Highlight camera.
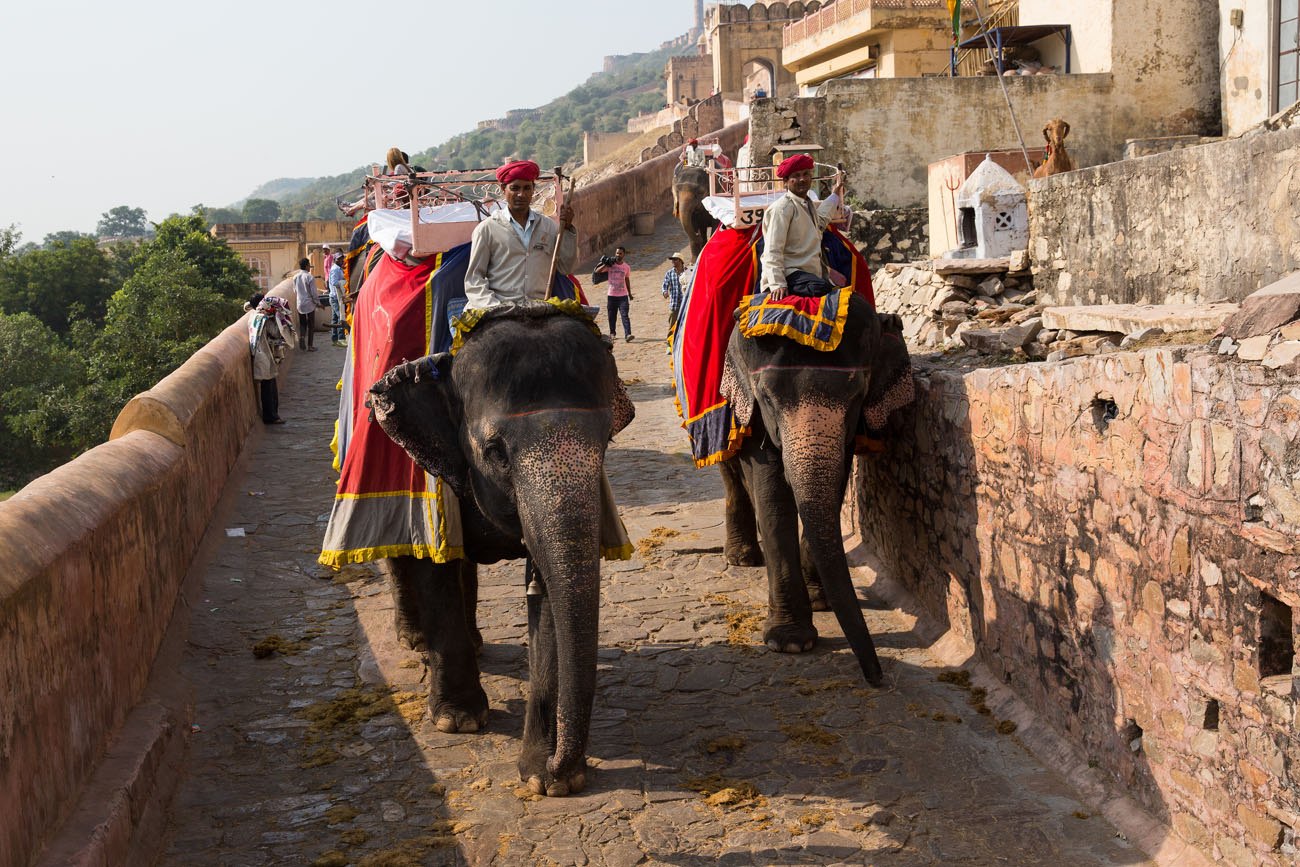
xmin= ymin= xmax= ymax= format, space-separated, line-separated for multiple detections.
xmin=599 ymin=255 xmax=616 ymax=267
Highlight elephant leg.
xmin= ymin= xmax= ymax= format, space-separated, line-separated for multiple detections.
xmin=519 ymin=583 xmax=586 ymax=796
xmin=740 ymin=443 xmax=816 ymax=653
xmin=800 ymin=533 xmax=829 ymax=611
xmin=720 ymin=459 xmax=763 ymax=566
xmin=387 ymin=556 xmax=488 ymax=733
xmin=460 ymin=561 xmax=483 ymax=655
xmin=385 ymin=555 xmax=425 ymax=651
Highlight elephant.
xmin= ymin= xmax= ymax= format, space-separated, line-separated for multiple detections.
xmin=672 ymin=164 xmax=717 ymax=262
xmin=717 ymin=293 xmax=913 ymax=687
xmin=367 ymin=303 xmax=634 ymax=797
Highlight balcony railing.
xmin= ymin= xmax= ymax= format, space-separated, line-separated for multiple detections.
xmin=784 ymin=0 xmax=945 ymax=46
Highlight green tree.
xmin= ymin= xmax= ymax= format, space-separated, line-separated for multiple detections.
xmin=0 ymin=236 xmax=126 ymax=332
xmin=42 ymin=230 xmax=95 ymax=248
xmin=242 ymin=198 xmax=281 ymax=222
xmin=0 ymin=312 xmax=83 ymax=487
xmin=96 ymin=205 xmax=150 ymax=239
xmin=136 ymin=213 xmax=258 ymax=302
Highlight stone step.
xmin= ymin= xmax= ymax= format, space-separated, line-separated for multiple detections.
xmin=1040 ymin=303 xmax=1238 ymax=335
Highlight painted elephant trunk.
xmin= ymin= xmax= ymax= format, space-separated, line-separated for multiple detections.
xmin=514 ymin=446 xmax=604 ymax=787
xmin=783 ymin=432 xmax=884 ymax=687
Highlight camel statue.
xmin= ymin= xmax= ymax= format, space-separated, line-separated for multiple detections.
xmin=1033 ymin=118 xmax=1075 ymax=178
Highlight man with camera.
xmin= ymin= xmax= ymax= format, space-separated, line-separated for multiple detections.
xmin=594 ymin=246 xmax=634 ymax=342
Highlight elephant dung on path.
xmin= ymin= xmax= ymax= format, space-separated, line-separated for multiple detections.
xmin=672 ymin=164 xmax=716 ymax=262
xmin=718 ymin=294 xmax=914 ymax=687
xmin=368 ymin=303 xmax=634 ymax=797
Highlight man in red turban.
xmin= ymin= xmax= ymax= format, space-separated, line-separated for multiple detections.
xmin=465 ymin=161 xmax=577 ymax=309
xmin=761 ymin=153 xmax=844 ymax=301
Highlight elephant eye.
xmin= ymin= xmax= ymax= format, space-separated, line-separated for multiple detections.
xmin=481 ymin=438 xmax=509 ymax=469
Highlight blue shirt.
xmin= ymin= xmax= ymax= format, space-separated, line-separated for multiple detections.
xmin=662 ymin=267 xmax=684 ymax=314
xmin=327 ymin=263 xmax=345 ymax=297
xmin=509 ymin=210 xmax=540 ymax=250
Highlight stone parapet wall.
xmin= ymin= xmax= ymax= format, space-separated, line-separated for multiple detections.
xmin=1029 ymin=126 xmax=1300 ymax=307
xmin=0 ymin=315 xmax=261 ymax=867
xmin=855 ymin=349 xmax=1300 ymax=864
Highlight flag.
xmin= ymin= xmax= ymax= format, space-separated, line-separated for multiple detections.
xmin=947 ymin=0 xmax=961 ymax=41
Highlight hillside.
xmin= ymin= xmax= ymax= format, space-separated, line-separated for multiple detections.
xmin=266 ymin=42 xmax=683 ymax=222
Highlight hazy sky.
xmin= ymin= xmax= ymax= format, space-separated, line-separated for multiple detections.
xmin=1 ymin=0 xmax=694 ymax=243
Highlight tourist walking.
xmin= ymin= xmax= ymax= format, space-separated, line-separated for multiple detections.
xmin=327 ymin=255 xmax=347 ymax=347
xmin=596 ymin=246 xmax=634 ymax=341
xmin=661 ymin=254 xmax=685 ymax=352
xmin=292 ymin=257 xmax=319 ymax=351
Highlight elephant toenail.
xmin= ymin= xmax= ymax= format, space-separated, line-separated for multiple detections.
xmin=436 ymin=716 xmax=457 ymax=733
xmin=766 ymin=640 xmax=781 ymax=651
xmin=528 ymin=776 xmax=546 ymax=796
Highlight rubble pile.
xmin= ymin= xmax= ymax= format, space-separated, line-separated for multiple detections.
xmin=871 ymin=258 xmax=1037 ymax=350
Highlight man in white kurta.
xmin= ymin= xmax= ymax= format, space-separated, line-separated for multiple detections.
xmin=464 ymin=160 xmax=577 ymax=310
xmin=759 ymin=153 xmax=844 ymax=301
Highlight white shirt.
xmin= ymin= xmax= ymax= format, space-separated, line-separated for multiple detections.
xmin=464 ymin=207 xmax=577 ymax=309
xmin=292 ymin=270 xmax=318 ymax=314
xmin=759 ymin=191 xmax=841 ymax=294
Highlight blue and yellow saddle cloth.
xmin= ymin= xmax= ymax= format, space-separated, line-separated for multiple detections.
xmin=735 ymin=288 xmax=852 ymax=352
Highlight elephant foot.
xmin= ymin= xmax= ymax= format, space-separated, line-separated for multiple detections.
xmin=764 ymin=621 xmax=817 ymax=654
xmin=470 ymin=625 xmax=484 ymax=656
xmin=395 ymin=610 xmax=425 ymax=652
xmin=806 ymin=580 xmax=830 ymax=612
xmin=519 ymin=752 xmax=588 ymax=797
xmin=725 ymin=544 xmax=764 ymax=567
xmin=430 ymin=687 xmax=489 ymax=734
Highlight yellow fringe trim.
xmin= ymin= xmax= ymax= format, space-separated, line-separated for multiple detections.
xmin=318 ymin=543 xmax=465 ymax=569
xmin=735 ymin=290 xmax=851 ymax=353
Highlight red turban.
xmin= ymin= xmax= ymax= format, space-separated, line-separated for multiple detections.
xmin=688 ymin=138 xmax=699 ymax=146
xmin=776 ymin=153 xmax=815 ymax=179
xmin=496 ymin=160 xmax=540 ymax=185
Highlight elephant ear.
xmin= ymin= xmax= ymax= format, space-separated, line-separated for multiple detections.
xmin=368 ymin=353 xmax=470 ymax=498
xmin=720 ymin=354 xmax=754 ymax=428
xmin=861 ymin=313 xmax=915 ymax=439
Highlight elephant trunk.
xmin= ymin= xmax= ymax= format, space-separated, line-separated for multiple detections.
xmin=515 ymin=443 xmax=604 ymax=780
xmin=780 ymin=407 xmax=884 ymax=686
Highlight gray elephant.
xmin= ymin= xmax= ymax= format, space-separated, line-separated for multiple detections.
xmin=368 ymin=303 xmax=634 ymax=797
xmin=717 ymin=294 xmax=913 ymax=686
xmin=672 ymin=164 xmax=716 ymax=261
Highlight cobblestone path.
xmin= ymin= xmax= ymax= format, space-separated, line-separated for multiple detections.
xmin=160 ymin=220 xmax=1151 ymax=866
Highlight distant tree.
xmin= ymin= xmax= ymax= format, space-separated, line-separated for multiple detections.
xmin=96 ymin=205 xmax=150 ymax=239
xmin=242 ymin=198 xmax=281 ymax=223
xmin=42 ymin=230 xmax=95 ymax=249
xmin=1 ymin=225 xmax=21 ymax=259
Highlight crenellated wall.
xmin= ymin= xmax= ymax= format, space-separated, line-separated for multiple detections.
xmin=856 ymin=348 xmax=1300 ymax=865
xmin=0 ymin=315 xmax=263 ymax=867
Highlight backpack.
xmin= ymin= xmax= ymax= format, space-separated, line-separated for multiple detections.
xmin=592 ymin=266 xmax=609 ymax=285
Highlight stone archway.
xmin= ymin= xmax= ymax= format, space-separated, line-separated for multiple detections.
xmin=743 ymin=57 xmax=776 ymax=99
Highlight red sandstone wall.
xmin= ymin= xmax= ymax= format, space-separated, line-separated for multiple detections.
xmin=570 ymin=118 xmax=749 ymax=263
xmin=856 ymin=349 xmax=1300 ymax=864
xmin=0 ymin=315 xmax=259 ymax=867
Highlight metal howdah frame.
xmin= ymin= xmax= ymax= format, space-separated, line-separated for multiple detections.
xmin=705 ymin=161 xmax=851 ymax=231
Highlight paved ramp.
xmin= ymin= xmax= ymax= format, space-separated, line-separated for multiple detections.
xmin=160 ymin=219 xmax=1149 ymax=866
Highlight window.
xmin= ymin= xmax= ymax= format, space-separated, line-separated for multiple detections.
xmin=1278 ymin=0 xmax=1300 ymax=110
xmin=243 ymin=254 xmax=270 ymax=292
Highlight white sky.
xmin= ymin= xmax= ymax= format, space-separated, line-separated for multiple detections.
xmin=0 ymin=0 xmax=693 ymax=242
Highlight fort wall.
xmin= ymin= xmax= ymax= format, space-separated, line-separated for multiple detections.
xmin=1029 ymin=126 xmax=1300 ymax=306
xmin=0 ymin=315 xmax=262 ymax=866
xmin=856 ymin=348 xmax=1300 ymax=865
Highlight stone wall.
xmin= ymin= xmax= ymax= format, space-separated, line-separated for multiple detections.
xmin=0 ymin=315 xmax=262 ymax=867
xmin=749 ymin=74 xmax=1120 ymax=210
xmin=855 ymin=348 xmax=1300 ymax=865
xmin=847 ymin=207 xmax=927 ymax=269
xmin=1028 ymin=126 xmax=1300 ymax=306
xmin=572 ymin=118 xmax=749 ymax=261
